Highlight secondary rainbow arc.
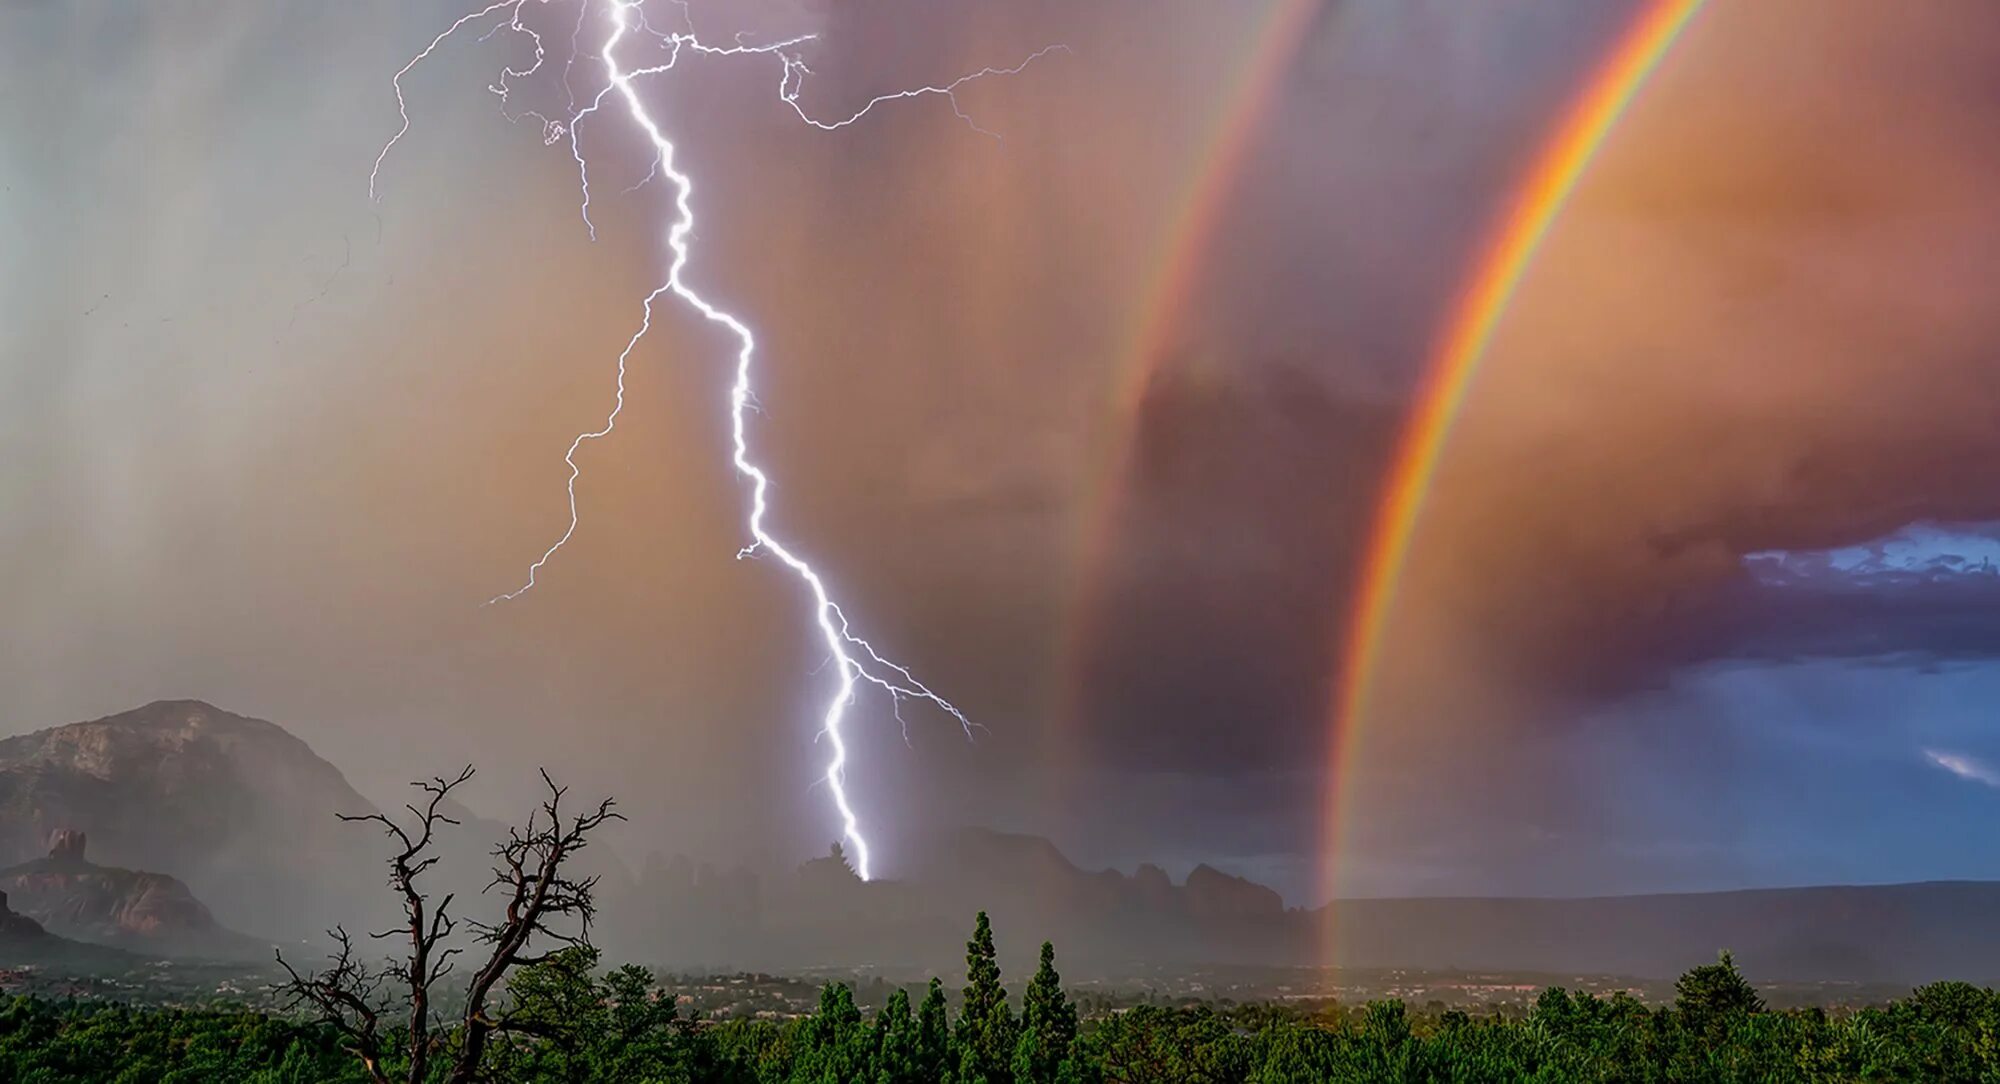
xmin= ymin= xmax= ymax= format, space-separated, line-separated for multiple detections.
xmin=1053 ymin=0 xmax=1322 ymax=757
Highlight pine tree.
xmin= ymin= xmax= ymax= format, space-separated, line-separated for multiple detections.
xmin=1012 ymin=941 xmax=1079 ymax=1084
xmin=874 ymin=987 xmax=920 ymax=1084
xmin=790 ymin=982 xmax=872 ymax=1083
xmin=1675 ymin=950 xmax=1764 ymax=1039
xmin=954 ymin=911 xmax=1017 ymax=1083
xmin=917 ymin=977 xmax=953 ymax=1080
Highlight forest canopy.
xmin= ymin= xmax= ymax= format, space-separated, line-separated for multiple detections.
xmin=3 ymin=920 xmax=2000 ymax=1082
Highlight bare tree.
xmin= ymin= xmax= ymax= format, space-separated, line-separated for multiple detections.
xmin=449 ymin=769 xmax=620 ymax=1082
xmin=275 ymin=925 xmax=393 ymax=1082
xmin=276 ymin=766 xmax=621 ymax=1084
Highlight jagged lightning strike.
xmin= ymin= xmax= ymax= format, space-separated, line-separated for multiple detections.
xmin=371 ymin=0 xmax=1058 ymax=880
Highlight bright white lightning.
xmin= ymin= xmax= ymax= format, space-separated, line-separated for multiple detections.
xmin=374 ymin=0 xmax=1052 ymax=879
xmin=371 ymin=0 xmax=525 ymax=203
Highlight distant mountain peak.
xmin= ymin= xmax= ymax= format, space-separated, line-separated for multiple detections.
xmin=84 ymin=699 xmax=307 ymax=741
xmin=134 ymin=698 xmax=226 ymax=715
xmin=0 ymin=700 xmax=380 ymax=937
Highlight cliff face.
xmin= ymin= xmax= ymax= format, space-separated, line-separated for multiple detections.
xmin=0 ymin=830 xmax=264 ymax=959
xmin=0 ymin=700 xmax=380 ymax=935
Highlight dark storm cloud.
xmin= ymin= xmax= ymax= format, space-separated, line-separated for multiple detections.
xmin=1068 ymin=362 xmax=1390 ymax=774
xmin=1723 ymin=542 xmax=2000 ymax=668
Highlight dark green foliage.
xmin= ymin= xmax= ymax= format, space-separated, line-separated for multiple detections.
xmin=786 ymin=982 xmax=877 ymax=1083
xmin=1082 ymin=1004 xmax=1250 ymax=1082
xmin=485 ymin=946 xmax=723 ymax=1083
xmin=0 ymin=996 xmax=360 ymax=1081
xmin=13 ymin=931 xmax=2000 ymax=1081
xmin=1675 ymin=949 xmax=1766 ymax=1037
xmin=916 ymin=977 xmax=952 ymax=1079
xmin=953 ymin=910 xmax=1016 ymax=1083
xmin=1012 ymin=941 xmax=1081 ymax=1084
xmin=873 ymin=987 xmax=923 ymax=1084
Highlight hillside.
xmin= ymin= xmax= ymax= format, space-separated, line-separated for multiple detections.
xmin=0 ymin=829 xmax=266 ymax=959
xmin=0 ymin=887 xmax=136 ymax=971
xmin=0 ymin=700 xmax=379 ymax=936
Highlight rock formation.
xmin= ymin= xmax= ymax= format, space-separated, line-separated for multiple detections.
xmin=0 ymin=827 xmax=264 ymax=959
xmin=0 ymin=700 xmax=381 ymax=935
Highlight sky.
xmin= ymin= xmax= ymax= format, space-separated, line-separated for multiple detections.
xmin=8 ymin=0 xmax=2000 ymax=907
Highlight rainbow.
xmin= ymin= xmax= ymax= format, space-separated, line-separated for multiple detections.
xmin=1055 ymin=0 xmax=1322 ymax=739
xmin=1323 ymin=0 xmax=1705 ymax=895
xmin=1099 ymin=0 xmax=1323 ymax=432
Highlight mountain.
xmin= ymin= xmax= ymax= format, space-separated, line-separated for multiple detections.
xmin=919 ymin=830 xmax=2000 ymax=983
xmin=619 ymin=829 xmax=2000 ymax=985
xmin=11 ymin=700 xmax=2000 ymax=985
xmin=610 ymin=829 xmax=1302 ymax=973
xmin=0 ymin=828 xmax=266 ymax=959
xmin=0 ymin=886 xmax=136 ymax=970
xmin=919 ymin=828 xmax=1284 ymax=926
xmin=0 ymin=700 xmax=379 ymax=936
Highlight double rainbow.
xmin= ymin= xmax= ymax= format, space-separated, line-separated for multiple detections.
xmin=1049 ymin=0 xmax=1705 ymax=897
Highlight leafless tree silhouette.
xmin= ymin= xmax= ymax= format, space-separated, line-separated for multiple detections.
xmin=276 ymin=766 xmax=621 ymax=1084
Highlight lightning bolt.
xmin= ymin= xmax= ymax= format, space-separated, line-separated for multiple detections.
xmin=372 ymin=0 xmax=1055 ymax=880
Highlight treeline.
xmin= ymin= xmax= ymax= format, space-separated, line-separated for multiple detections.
xmin=7 ymin=915 xmax=2000 ymax=1080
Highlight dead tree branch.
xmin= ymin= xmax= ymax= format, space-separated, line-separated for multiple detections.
xmin=275 ymin=926 xmax=391 ymax=1084
xmin=447 ymin=769 xmax=621 ymax=1083
xmin=274 ymin=765 xmax=621 ymax=1084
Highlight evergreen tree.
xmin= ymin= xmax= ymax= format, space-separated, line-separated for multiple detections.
xmin=486 ymin=946 xmax=602 ymax=1081
xmin=954 ymin=911 xmax=1017 ymax=1083
xmin=25 ymin=944 xmax=2000 ymax=1082
xmin=1012 ymin=941 xmax=1079 ymax=1084
xmin=598 ymin=963 xmax=707 ymax=1082
xmin=874 ymin=987 xmax=920 ymax=1084
xmin=917 ymin=977 xmax=954 ymax=1080
xmin=1675 ymin=950 xmax=1764 ymax=1039
xmin=481 ymin=949 xmax=716 ymax=1083
xmin=790 ymin=982 xmax=873 ymax=1083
